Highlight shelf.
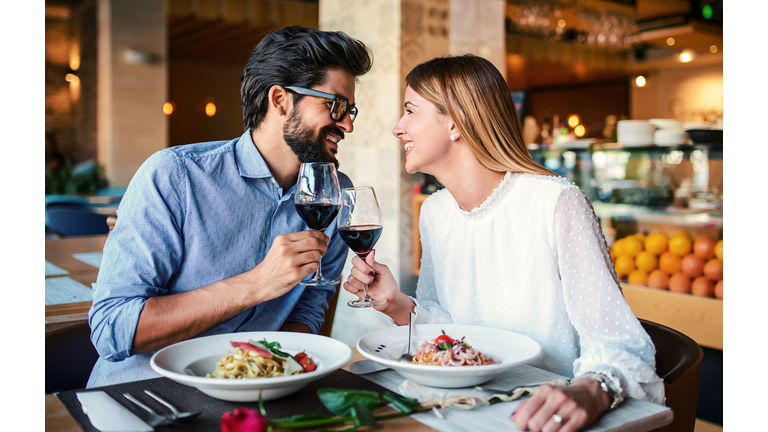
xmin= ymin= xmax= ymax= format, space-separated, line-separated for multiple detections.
xmin=621 ymin=283 xmax=722 ymax=350
xmin=531 ymin=143 xmax=722 ymax=154
xmin=593 ymin=202 xmax=722 ymax=228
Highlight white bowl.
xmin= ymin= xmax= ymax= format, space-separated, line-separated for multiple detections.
xmin=357 ymin=324 xmax=541 ymax=388
xmin=150 ymin=332 xmax=352 ymax=402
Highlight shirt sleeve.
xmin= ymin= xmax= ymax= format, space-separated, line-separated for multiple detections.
xmin=410 ymin=199 xmax=453 ymax=326
xmin=88 ymin=150 xmax=186 ymax=362
xmin=553 ymin=186 xmax=665 ymax=404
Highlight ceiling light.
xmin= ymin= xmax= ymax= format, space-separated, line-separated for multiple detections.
xmin=635 ymin=75 xmax=646 ymax=87
xmin=558 ymin=19 xmax=566 ymax=28
xmin=205 ymin=102 xmax=216 ymax=117
xmin=710 ymin=45 xmax=718 ymax=53
xmin=567 ymin=114 xmax=581 ymax=128
xmin=574 ymin=125 xmax=586 ymax=137
xmin=163 ymin=102 xmax=175 ymax=115
xmin=666 ymin=37 xmax=675 ymax=46
xmin=679 ymin=51 xmax=693 ymax=63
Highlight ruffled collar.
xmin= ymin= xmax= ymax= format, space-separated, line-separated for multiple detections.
xmin=450 ymin=171 xmax=515 ymax=218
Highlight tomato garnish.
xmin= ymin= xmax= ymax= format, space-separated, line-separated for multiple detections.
xmin=294 ymin=352 xmax=307 ymax=362
xmin=435 ymin=334 xmax=454 ymax=345
xmin=299 ymin=356 xmax=317 ymax=372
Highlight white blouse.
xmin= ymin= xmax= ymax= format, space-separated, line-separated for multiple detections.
xmin=409 ymin=172 xmax=664 ymax=404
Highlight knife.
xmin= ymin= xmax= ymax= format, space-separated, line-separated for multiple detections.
xmin=349 ymin=360 xmax=390 ymax=375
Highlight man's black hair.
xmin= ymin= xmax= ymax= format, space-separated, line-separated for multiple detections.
xmin=240 ymin=26 xmax=373 ymax=132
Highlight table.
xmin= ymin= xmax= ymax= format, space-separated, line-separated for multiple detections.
xmin=45 ymin=349 xmax=672 ymax=432
xmin=45 ymin=235 xmax=107 ymax=334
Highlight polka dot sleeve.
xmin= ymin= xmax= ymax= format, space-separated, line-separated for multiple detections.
xmin=553 ymin=186 xmax=665 ymax=404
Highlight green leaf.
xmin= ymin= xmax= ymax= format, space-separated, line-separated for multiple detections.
xmin=270 ymin=413 xmax=331 ymax=422
xmin=349 ymin=403 xmax=376 ymax=426
xmin=317 ymin=388 xmax=380 ymax=417
xmin=259 ymin=339 xmax=292 ymax=358
xmin=382 ymin=392 xmax=420 ymax=414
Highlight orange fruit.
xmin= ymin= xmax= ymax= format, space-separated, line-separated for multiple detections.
xmin=658 ymin=252 xmax=683 ymax=275
xmin=681 ymin=254 xmax=705 ymax=278
xmin=635 ymin=251 xmax=658 ymax=272
xmin=672 ymin=230 xmax=694 ymax=242
xmin=715 ymin=280 xmax=723 ymax=299
xmin=668 ymin=273 xmax=692 ymax=294
xmin=691 ymin=277 xmax=715 ymax=297
xmin=614 ymin=255 xmax=636 ymax=278
xmin=627 ymin=270 xmax=649 ymax=285
xmin=668 ymin=236 xmax=692 ymax=256
xmin=621 ymin=236 xmax=643 ymax=258
xmin=647 ymin=270 xmax=669 ymax=290
xmin=644 ymin=233 xmax=668 ymax=256
xmin=714 ymin=239 xmax=723 ymax=260
xmin=693 ymin=235 xmax=716 ymax=260
xmin=634 ymin=232 xmax=647 ymax=243
xmin=612 ymin=238 xmax=625 ymax=257
xmin=703 ymin=259 xmax=723 ymax=281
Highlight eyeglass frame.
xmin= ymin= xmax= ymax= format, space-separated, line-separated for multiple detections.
xmin=284 ymin=85 xmax=358 ymax=123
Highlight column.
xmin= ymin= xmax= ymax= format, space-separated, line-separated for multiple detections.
xmin=97 ymin=0 xmax=167 ymax=187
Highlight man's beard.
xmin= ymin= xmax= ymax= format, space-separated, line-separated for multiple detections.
xmin=283 ymin=107 xmax=342 ymax=169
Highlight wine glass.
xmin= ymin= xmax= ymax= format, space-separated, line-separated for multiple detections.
xmin=294 ymin=162 xmax=342 ymax=286
xmin=337 ymin=187 xmax=385 ymax=308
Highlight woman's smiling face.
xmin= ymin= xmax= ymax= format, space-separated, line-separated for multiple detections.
xmin=392 ymin=86 xmax=454 ymax=175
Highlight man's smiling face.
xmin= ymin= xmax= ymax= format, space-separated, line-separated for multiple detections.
xmin=283 ymin=69 xmax=356 ymax=168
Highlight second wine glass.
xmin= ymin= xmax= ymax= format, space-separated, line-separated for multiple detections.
xmin=338 ymin=187 xmax=385 ymax=308
xmin=294 ymin=162 xmax=341 ymax=286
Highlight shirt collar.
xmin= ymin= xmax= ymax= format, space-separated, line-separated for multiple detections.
xmin=235 ymin=129 xmax=273 ymax=179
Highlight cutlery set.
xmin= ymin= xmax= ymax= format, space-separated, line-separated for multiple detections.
xmin=78 ymin=389 xmax=200 ymax=431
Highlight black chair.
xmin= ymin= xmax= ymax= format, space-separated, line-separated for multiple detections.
xmin=45 ymin=322 xmax=99 ymax=394
xmin=47 ymin=207 xmax=109 ymax=237
xmin=639 ymin=319 xmax=704 ymax=432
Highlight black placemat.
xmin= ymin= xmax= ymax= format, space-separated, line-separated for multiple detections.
xmin=57 ymin=369 xmax=393 ymax=431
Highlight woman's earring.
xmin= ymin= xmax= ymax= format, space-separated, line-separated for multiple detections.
xmin=450 ymin=135 xmax=457 ymax=141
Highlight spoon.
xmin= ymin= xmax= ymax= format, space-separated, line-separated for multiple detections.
xmin=144 ymin=390 xmax=201 ymax=422
xmin=399 ymin=312 xmax=416 ymax=363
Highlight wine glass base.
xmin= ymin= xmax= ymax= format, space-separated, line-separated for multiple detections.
xmin=347 ymin=298 xmax=386 ymax=308
xmin=301 ymin=278 xmax=340 ymax=286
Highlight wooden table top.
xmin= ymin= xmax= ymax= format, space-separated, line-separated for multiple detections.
xmin=45 ymin=235 xmax=107 ymax=334
xmin=45 ymin=348 xmax=671 ymax=432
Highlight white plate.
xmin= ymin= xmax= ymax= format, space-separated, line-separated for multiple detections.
xmin=150 ymin=332 xmax=352 ymax=402
xmin=357 ymin=324 xmax=542 ymax=388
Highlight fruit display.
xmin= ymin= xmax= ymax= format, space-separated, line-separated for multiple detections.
xmin=611 ymin=230 xmax=723 ymax=300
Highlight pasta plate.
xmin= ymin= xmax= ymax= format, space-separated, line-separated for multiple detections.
xmin=150 ymin=331 xmax=352 ymax=402
xmin=357 ymin=324 xmax=541 ymax=388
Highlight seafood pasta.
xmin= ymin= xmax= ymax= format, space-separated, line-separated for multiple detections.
xmin=411 ymin=332 xmax=500 ymax=366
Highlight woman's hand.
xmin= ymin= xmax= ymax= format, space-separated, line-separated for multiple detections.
xmin=343 ymin=250 xmax=410 ymax=319
xmin=510 ymin=378 xmax=612 ymax=432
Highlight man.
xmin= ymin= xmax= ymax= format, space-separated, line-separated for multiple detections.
xmin=87 ymin=26 xmax=373 ymax=387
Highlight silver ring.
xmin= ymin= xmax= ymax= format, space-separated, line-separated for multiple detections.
xmin=552 ymin=414 xmax=563 ymax=424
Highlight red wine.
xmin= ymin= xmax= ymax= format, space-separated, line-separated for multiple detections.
xmin=339 ymin=225 xmax=382 ymax=258
xmin=295 ymin=203 xmax=340 ymax=230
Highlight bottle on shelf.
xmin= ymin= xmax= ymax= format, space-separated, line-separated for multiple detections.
xmin=538 ymin=111 xmax=553 ymax=149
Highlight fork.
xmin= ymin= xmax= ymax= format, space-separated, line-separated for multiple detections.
xmin=123 ymin=393 xmax=175 ymax=427
xmin=399 ymin=312 xmax=416 ymax=363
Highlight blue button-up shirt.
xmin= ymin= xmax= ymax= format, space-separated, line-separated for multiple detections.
xmin=87 ymin=130 xmax=352 ymax=387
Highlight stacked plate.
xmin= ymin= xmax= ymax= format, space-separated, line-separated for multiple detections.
xmin=617 ymin=120 xmax=655 ymax=147
xmin=649 ymin=118 xmax=688 ymax=146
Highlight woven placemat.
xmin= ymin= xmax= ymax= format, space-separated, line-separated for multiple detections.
xmin=57 ymin=369 xmax=393 ymax=431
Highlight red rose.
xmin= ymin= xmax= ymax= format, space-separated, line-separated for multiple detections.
xmin=220 ymin=408 xmax=268 ymax=432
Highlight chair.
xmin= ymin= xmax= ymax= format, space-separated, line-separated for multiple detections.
xmin=45 ymin=194 xmax=91 ymax=228
xmin=45 ymin=322 xmax=99 ymax=394
xmin=639 ymin=319 xmax=704 ymax=432
xmin=318 ymin=279 xmax=341 ymax=337
xmin=47 ymin=207 xmax=109 ymax=237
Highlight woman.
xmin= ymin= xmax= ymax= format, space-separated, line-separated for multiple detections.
xmin=343 ymin=55 xmax=664 ymax=432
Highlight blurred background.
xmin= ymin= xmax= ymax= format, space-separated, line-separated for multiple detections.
xmin=44 ymin=1 xmax=723 ymax=428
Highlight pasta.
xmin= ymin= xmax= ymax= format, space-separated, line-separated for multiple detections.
xmin=206 ymin=340 xmax=308 ymax=379
xmin=411 ymin=333 xmax=499 ymax=367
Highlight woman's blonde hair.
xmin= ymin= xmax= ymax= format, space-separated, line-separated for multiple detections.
xmin=405 ymin=54 xmax=556 ymax=177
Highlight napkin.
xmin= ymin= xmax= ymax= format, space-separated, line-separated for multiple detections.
xmin=77 ymin=391 xmax=154 ymax=432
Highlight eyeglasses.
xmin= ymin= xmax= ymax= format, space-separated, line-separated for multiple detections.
xmin=285 ymin=86 xmax=358 ymax=123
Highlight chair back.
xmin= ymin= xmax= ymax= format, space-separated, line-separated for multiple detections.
xmin=318 ymin=279 xmax=341 ymax=337
xmin=45 ymin=322 xmax=99 ymax=393
xmin=47 ymin=207 xmax=109 ymax=237
xmin=639 ymin=319 xmax=703 ymax=432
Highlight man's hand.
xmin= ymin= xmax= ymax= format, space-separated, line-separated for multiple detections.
xmin=234 ymin=230 xmax=330 ymax=305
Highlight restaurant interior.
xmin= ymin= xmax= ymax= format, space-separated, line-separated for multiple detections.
xmin=41 ymin=0 xmax=727 ymax=431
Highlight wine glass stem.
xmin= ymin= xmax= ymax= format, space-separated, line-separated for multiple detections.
xmin=313 ymin=255 xmax=325 ymax=281
xmin=362 ymin=282 xmax=372 ymax=301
